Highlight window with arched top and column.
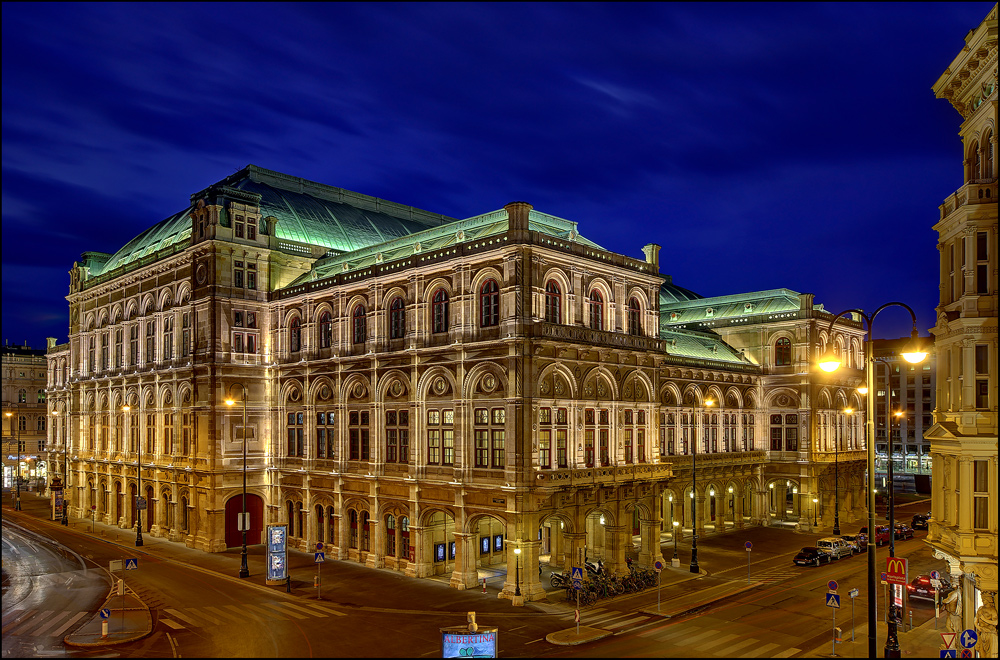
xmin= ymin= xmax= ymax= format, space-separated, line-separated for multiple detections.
xmin=389 ymin=297 xmax=405 ymax=339
xmin=352 ymin=306 xmax=367 ymax=344
xmin=289 ymin=317 xmax=301 ymax=352
xmin=544 ymin=280 xmax=561 ymax=323
xmin=588 ymin=290 xmax=603 ymax=330
xmin=480 ymin=279 xmax=499 ymax=327
xmin=774 ymin=337 xmax=792 ymax=366
xmin=627 ymin=297 xmax=642 ymax=336
xmin=432 ymin=289 xmax=449 ymax=333
xmin=319 ymin=311 xmax=333 ymax=348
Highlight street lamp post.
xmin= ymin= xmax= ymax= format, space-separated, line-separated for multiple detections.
xmin=812 ymin=497 xmax=819 ymax=527
xmin=6 ymin=407 xmax=22 ymax=510
xmin=53 ymin=409 xmax=68 ymax=525
xmin=818 ymin=303 xmax=926 ymax=659
xmin=226 ymin=384 xmax=251 ymax=578
xmin=124 ymin=405 xmax=142 ymax=547
xmin=513 ymin=546 xmax=522 ymax=597
xmin=672 ymin=520 xmax=679 ymax=561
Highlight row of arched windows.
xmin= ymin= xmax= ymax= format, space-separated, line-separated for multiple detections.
xmin=967 ymin=130 xmax=995 ymax=182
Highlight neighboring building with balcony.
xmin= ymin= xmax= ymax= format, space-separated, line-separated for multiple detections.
xmin=928 ymin=3 xmax=998 ymax=647
xmin=871 ymin=337 xmax=937 ymax=481
xmin=2 ymin=342 xmax=50 ymax=490
xmin=49 ymin=164 xmax=865 ymax=602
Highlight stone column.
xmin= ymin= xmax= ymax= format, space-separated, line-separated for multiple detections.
xmin=561 ymin=532 xmax=587 ymax=575
xmin=974 ymin=591 xmax=997 ymax=659
xmin=405 ymin=524 xmax=431 ymax=578
xmin=694 ymin=494 xmax=707 ymax=536
xmin=637 ymin=515 xmax=665 ymax=567
xmin=366 ymin=519 xmax=382 ymax=568
xmin=603 ymin=525 xmax=628 ymax=576
xmin=521 ymin=539 xmax=546 ymax=601
xmin=450 ymin=532 xmax=479 ymax=590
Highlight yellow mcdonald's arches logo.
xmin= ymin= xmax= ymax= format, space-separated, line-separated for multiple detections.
xmin=886 ymin=558 xmax=906 ymax=573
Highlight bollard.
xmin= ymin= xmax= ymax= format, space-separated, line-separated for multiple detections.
xmin=286 ymin=575 xmax=291 ymax=593
xmin=102 ymin=619 xmax=108 ymax=638
xmin=482 ymin=578 xmax=487 ymax=594
xmin=908 ymin=610 xmax=913 ymax=632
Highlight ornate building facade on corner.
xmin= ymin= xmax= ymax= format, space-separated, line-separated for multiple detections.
xmin=928 ymin=3 xmax=999 ymax=653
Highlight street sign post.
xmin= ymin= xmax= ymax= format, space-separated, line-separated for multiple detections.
xmin=942 ymin=632 xmax=957 ymax=649
xmin=826 ymin=590 xmax=840 ymax=657
xmin=886 ymin=557 xmax=908 ymax=585
xmin=849 ymin=587 xmax=859 ymax=641
xmin=745 ymin=541 xmax=752 ymax=582
xmin=653 ymin=560 xmax=664 ymax=612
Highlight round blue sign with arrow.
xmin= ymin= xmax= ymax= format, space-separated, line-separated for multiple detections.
xmin=960 ymin=629 xmax=978 ymax=649
xmin=100 ymin=609 xmax=111 ymax=619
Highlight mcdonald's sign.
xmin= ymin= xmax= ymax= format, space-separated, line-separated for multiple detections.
xmin=885 ymin=557 xmax=908 ymax=585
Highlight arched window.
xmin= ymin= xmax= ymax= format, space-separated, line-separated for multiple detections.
xmin=588 ymin=290 xmax=603 ymax=330
xmin=319 ymin=312 xmax=333 ymax=348
xmin=385 ymin=514 xmax=396 ymax=556
xmin=432 ymin=289 xmax=449 ymax=334
xmin=360 ymin=511 xmax=370 ymax=552
xmin=544 ymin=280 xmax=561 ymax=323
xmin=480 ymin=279 xmax=499 ymax=327
xmin=289 ymin=317 xmax=301 ymax=352
xmin=627 ymin=298 xmax=642 ymax=336
xmin=390 ymin=297 xmax=406 ymax=339
xmin=352 ymin=306 xmax=366 ymax=344
xmin=984 ymin=130 xmax=995 ymax=179
xmin=775 ymin=337 xmax=792 ymax=366
xmin=349 ymin=510 xmax=359 ymax=548
xmin=969 ymin=140 xmax=980 ymax=182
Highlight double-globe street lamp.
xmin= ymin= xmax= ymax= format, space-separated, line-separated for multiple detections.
xmin=225 ymin=383 xmax=251 ymax=579
xmin=5 ymin=406 xmax=22 ymax=510
xmin=689 ymin=397 xmax=714 ymax=574
xmin=818 ymin=303 xmax=926 ymax=659
xmin=123 ymin=405 xmax=143 ymax=547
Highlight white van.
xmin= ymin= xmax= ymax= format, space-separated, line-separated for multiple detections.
xmin=816 ymin=537 xmax=853 ymax=560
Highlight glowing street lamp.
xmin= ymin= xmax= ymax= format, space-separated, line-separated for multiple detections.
xmin=5 ymin=407 xmax=21 ymax=510
xmin=513 ymin=545 xmax=522 ymax=598
xmin=226 ymin=384 xmax=251 ymax=579
xmin=818 ymin=303 xmax=926 ymax=658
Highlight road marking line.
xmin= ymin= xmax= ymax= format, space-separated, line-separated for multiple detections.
xmin=161 ymin=619 xmax=185 ymax=629
xmin=49 ymin=611 xmax=87 ymax=637
xmin=202 ymin=606 xmax=243 ymax=623
xmin=1 ymin=609 xmax=26 ymax=628
xmin=695 ymin=632 xmax=740 ymax=652
xmin=188 ymin=608 xmax=224 ymax=625
xmin=725 ymin=638 xmax=758 ymax=654
xmin=739 ymin=641 xmax=780 ymax=657
xmin=608 ymin=615 xmax=649 ymax=629
xmin=285 ymin=601 xmax=346 ymax=617
xmin=269 ymin=601 xmax=329 ymax=618
xmin=773 ymin=648 xmax=801 ymax=658
xmin=31 ymin=611 xmax=72 ymax=636
xmin=8 ymin=610 xmax=50 ymax=635
xmin=674 ymin=629 xmax=720 ymax=647
xmin=164 ymin=608 xmax=202 ymax=627
xmin=258 ymin=602 xmax=308 ymax=619
xmin=1 ymin=609 xmax=36 ymax=634
xmin=243 ymin=603 xmax=290 ymax=620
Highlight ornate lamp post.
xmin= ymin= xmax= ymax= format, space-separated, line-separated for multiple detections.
xmin=513 ymin=545 xmax=522 ymax=597
xmin=6 ymin=407 xmax=22 ymax=510
xmin=52 ymin=409 xmax=69 ymax=525
xmin=818 ymin=303 xmax=926 ymax=659
xmin=812 ymin=497 xmax=819 ymax=527
xmin=689 ymin=398 xmax=713 ymax=574
xmin=225 ymin=383 xmax=251 ymax=578
xmin=672 ymin=520 xmax=679 ymax=561
xmin=124 ymin=405 xmax=142 ymax=547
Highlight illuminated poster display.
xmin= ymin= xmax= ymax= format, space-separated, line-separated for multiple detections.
xmin=435 ymin=542 xmax=446 ymax=562
xmin=480 ymin=537 xmax=490 ymax=555
xmin=266 ymin=524 xmax=288 ymax=582
xmin=441 ymin=626 xmax=497 ymax=658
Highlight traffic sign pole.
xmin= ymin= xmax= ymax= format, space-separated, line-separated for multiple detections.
xmin=745 ymin=541 xmax=752 ymax=582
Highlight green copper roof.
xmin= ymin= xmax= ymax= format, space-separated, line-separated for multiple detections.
xmin=97 ymin=209 xmax=192 ymax=274
xmin=661 ymin=327 xmax=748 ymax=364
xmin=660 ymin=287 xmax=804 ymax=334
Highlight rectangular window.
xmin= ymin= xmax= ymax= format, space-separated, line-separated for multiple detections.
xmin=247 ymin=263 xmax=257 ymax=290
xmin=385 ymin=409 xmax=409 ymax=464
xmin=163 ymin=412 xmax=173 ymax=455
xmin=976 ymin=345 xmax=989 ymax=374
xmin=637 ymin=429 xmax=645 ymax=462
xmin=443 ymin=428 xmax=454 ymax=466
xmin=235 ymin=215 xmax=244 ymax=238
xmin=976 ymin=380 xmax=989 ymax=409
xmin=316 ymin=411 xmax=334 ymax=459
xmin=539 ymin=429 xmax=551 ymax=469
xmin=286 ymin=412 xmax=304 ymax=457
xmin=556 ymin=429 xmax=568 ymax=468
xmin=146 ymin=413 xmax=156 ymax=454
xmin=491 ymin=429 xmax=505 ymax=469
xmin=475 ymin=430 xmax=489 ymax=468
xmin=973 ymin=460 xmax=989 ymax=530
xmin=624 ymin=429 xmax=633 ymax=463
xmin=427 ymin=429 xmax=441 ymax=464
xmin=585 ymin=429 xmax=595 ymax=467
xmin=182 ymin=412 xmax=193 ymax=455
xmin=349 ymin=411 xmax=369 ymax=461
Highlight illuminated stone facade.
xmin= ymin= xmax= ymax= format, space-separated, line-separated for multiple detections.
xmin=928 ymin=4 xmax=998 ymax=652
xmin=2 ymin=342 xmax=50 ymax=492
xmin=48 ymin=165 xmax=866 ymax=601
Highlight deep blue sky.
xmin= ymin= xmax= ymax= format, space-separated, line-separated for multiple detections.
xmin=3 ymin=2 xmax=993 ymax=349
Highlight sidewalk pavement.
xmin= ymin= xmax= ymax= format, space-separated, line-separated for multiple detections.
xmin=803 ymin=611 xmax=951 ymax=658
xmin=63 ymin=591 xmax=152 ymax=647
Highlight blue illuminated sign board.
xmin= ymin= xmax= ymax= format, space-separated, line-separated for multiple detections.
xmin=266 ymin=524 xmax=288 ymax=581
xmin=441 ymin=627 xmax=497 ymax=658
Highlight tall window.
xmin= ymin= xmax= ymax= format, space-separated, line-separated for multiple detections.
xmin=101 ymin=332 xmax=109 ymax=370
xmin=290 ymin=318 xmax=301 ymax=352
xmin=385 ymin=409 xmax=409 ymax=464
xmin=234 ymin=260 xmax=245 ymax=288
xmin=599 ymin=409 xmax=611 ymax=465
xmin=973 ymin=460 xmax=990 ymax=529
xmin=539 ymin=408 xmax=567 ymax=469
xmin=352 ymin=306 xmax=366 ymax=344
xmin=145 ymin=413 xmax=156 ymax=454
xmin=182 ymin=410 xmax=193 ymax=455
xmin=588 ymin=290 xmax=603 ymax=330
xmin=426 ymin=409 xmax=454 ymax=466
xmin=623 ymin=410 xmax=634 ymax=463
xmin=660 ymin=412 xmax=676 ymax=456
xmin=287 ymin=412 xmax=304 ymax=457
xmin=163 ymin=412 xmax=173 ymax=455
xmin=129 ymin=325 xmax=138 ymax=365
xmin=390 ymin=297 xmax=406 ymax=339
xmin=232 ymin=310 xmax=258 ymax=354
xmin=544 ymin=280 xmax=561 ymax=323
xmin=480 ymin=279 xmax=499 ymax=327
xmin=319 ymin=312 xmax=333 ymax=348
xmin=628 ymin=298 xmax=642 ymax=336
xmin=742 ymin=413 xmax=755 ymax=451
xmin=181 ymin=313 xmax=190 ymax=358
xmin=162 ymin=314 xmax=174 ymax=359
xmin=774 ymin=337 xmax=792 ymax=366
xmin=769 ymin=414 xmax=798 ymax=451
xmin=89 ymin=335 xmax=96 ymax=373
xmin=316 ymin=411 xmax=334 ymax=458
xmin=432 ymin=289 xmax=449 ymax=334
xmin=114 ymin=328 xmax=123 ymax=368
xmin=473 ymin=407 xmax=504 ymax=469
xmin=976 ymin=231 xmax=990 ymax=295
xmin=349 ymin=410 xmax=370 ymax=461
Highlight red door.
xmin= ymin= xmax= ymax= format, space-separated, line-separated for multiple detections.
xmin=225 ymin=494 xmax=264 ymax=547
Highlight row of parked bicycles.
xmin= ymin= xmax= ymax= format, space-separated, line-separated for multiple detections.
xmin=548 ymin=558 xmax=659 ymax=606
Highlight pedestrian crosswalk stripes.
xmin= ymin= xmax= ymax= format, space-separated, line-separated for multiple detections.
xmin=637 ymin=619 xmax=802 ymax=657
xmin=2 ymin=609 xmax=88 ymax=638
xmin=740 ymin=641 xmax=780 ymax=658
xmin=157 ymin=600 xmax=346 ymax=631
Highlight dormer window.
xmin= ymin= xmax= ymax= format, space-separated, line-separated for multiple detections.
xmin=705 ymin=307 xmax=714 ymax=317
xmin=744 ymin=303 xmax=754 ymax=313
xmin=669 ymin=312 xmax=679 ymax=322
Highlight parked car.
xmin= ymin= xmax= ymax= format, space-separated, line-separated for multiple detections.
xmin=894 ymin=523 xmax=914 ymax=540
xmin=859 ymin=525 xmax=891 ymax=546
xmin=911 ymin=513 xmax=930 ymax=530
xmin=816 ymin=537 xmax=854 ymax=560
xmin=794 ymin=547 xmax=832 ymax=567
xmin=907 ymin=574 xmax=956 ymax=600
xmin=840 ymin=534 xmax=867 ymax=554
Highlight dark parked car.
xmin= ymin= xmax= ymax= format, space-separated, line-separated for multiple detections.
xmin=840 ymin=534 xmax=867 ymax=554
xmin=894 ymin=523 xmax=914 ymax=540
xmin=794 ymin=547 xmax=832 ymax=567
xmin=912 ymin=513 xmax=930 ymax=530
xmin=860 ymin=525 xmax=891 ymax=546
xmin=907 ymin=574 xmax=956 ymax=600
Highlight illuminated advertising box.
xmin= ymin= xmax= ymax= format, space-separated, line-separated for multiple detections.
xmin=266 ymin=523 xmax=288 ymax=584
xmin=440 ymin=626 xmax=497 ymax=658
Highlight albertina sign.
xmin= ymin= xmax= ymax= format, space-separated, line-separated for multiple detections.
xmin=440 ymin=627 xmax=497 ymax=658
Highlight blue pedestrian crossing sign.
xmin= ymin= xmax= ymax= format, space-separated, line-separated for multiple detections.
xmin=99 ymin=608 xmax=111 ymax=619
xmin=940 ymin=650 xmax=957 ymax=658
xmin=315 ymin=552 xmax=325 ymax=563
xmin=825 ymin=593 xmax=841 ymax=608
xmin=960 ymin=629 xmax=978 ymax=648
xmin=124 ymin=558 xmax=138 ymax=570
xmin=571 ymin=566 xmax=584 ymax=580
